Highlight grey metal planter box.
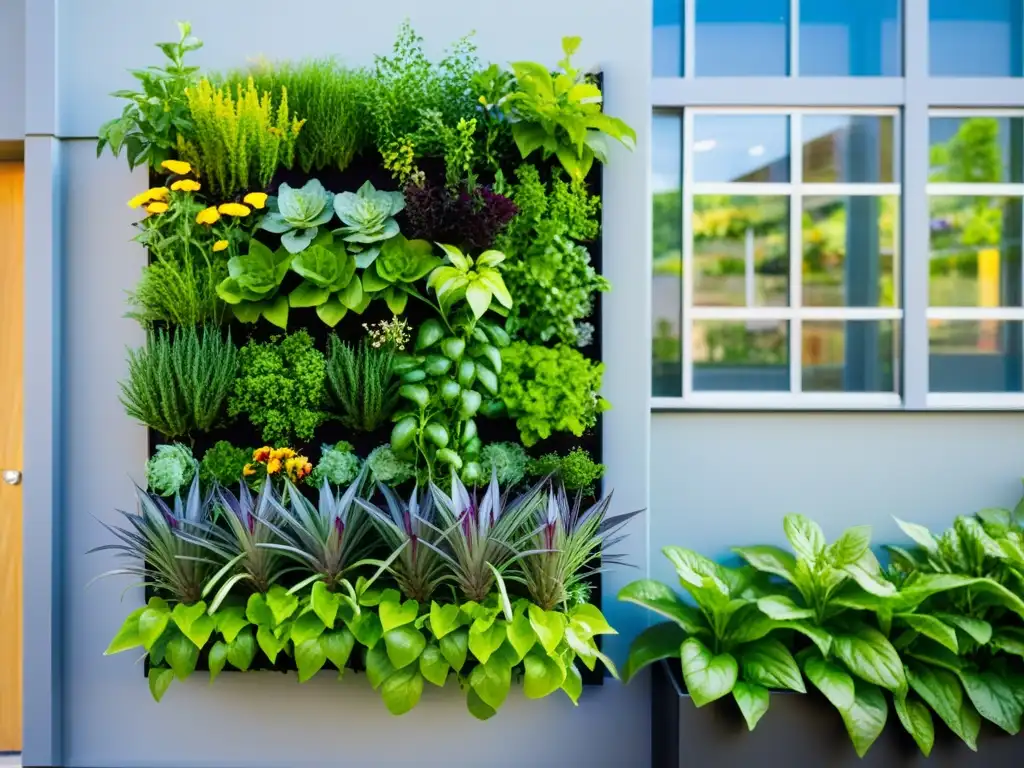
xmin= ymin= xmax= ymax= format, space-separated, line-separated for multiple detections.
xmin=652 ymin=660 xmax=1023 ymax=767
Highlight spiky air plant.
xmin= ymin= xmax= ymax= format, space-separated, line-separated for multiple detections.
xmin=356 ymin=484 xmax=449 ymax=602
xmin=519 ymin=483 xmax=639 ymax=611
xmin=90 ymin=475 xmax=216 ymax=604
xmin=424 ymin=470 xmax=547 ymax=603
xmin=175 ymin=481 xmax=293 ymax=612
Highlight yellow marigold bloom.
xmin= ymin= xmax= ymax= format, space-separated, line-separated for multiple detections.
xmin=196 ymin=207 xmax=220 ymax=225
xmin=219 ymin=202 xmax=252 ymax=217
xmin=266 ymin=458 xmax=282 ymax=475
xmin=149 ymin=187 xmax=170 ymax=201
xmin=213 ymin=239 xmax=229 ymax=252
xmin=243 ymin=192 xmax=268 ymax=210
xmin=171 ymin=179 xmax=201 ymax=192
xmin=242 ymin=464 xmax=257 ymax=477
xmin=161 ymin=159 xmax=192 ymax=175
xmin=253 ymin=446 xmax=272 ymax=462
xmin=145 ymin=202 xmax=169 ymax=214
xmin=127 ymin=187 xmax=169 ymax=209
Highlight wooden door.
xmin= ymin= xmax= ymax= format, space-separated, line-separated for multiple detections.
xmin=0 ymin=162 xmax=23 ymax=753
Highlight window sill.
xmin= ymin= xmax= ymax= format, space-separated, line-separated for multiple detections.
xmin=652 ymin=393 xmax=1024 ymax=411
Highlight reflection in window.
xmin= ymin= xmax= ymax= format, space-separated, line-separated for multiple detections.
xmin=693 ymin=115 xmax=790 ymax=183
xmin=803 ymin=320 xmax=899 ymax=392
xmin=803 ymin=115 xmax=898 ymax=183
xmin=654 ymin=0 xmax=683 ymax=76
xmin=929 ymin=197 xmax=1023 ymax=307
xmin=930 ymin=320 xmax=1024 ymax=392
xmin=802 ymin=196 xmax=899 ymax=308
xmin=694 ymin=196 xmax=789 ymax=307
xmin=930 ymin=0 xmax=1023 ymax=77
xmin=696 ymin=0 xmax=790 ymax=76
xmin=653 ymin=112 xmax=683 ymax=397
xmin=799 ymin=0 xmax=902 ymax=76
xmin=929 ymin=117 xmax=1024 ymax=184
xmin=693 ymin=321 xmax=790 ymax=391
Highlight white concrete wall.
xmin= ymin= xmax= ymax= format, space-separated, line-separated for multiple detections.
xmin=0 ymin=0 xmax=25 ymax=140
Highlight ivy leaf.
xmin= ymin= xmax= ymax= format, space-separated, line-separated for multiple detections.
xmin=171 ymin=602 xmax=213 ymax=649
xmin=841 ymin=681 xmax=888 ymax=758
xmin=680 ymin=638 xmax=738 ymax=707
xmin=469 ymin=620 xmax=507 ymax=664
xmin=311 ymin=582 xmax=340 ymax=629
xmin=440 ymin=628 xmax=469 ymax=672
xmin=429 ymin=601 xmax=462 ymax=639
xmin=105 ymin=607 xmax=146 ymax=655
xmin=523 ymin=650 xmax=567 ymax=699
xmin=257 ymin=626 xmax=285 ymax=663
xmin=295 ymin=638 xmax=327 ymax=682
xmin=732 ymin=682 xmax=770 ymax=731
xmin=265 ymin=586 xmax=299 ymax=626
xmin=227 ymin=628 xmax=256 ymax=671
xmin=148 ymin=667 xmax=175 ymax=703
xmin=365 ymin=643 xmax=396 ymax=690
xmin=384 ymin=626 xmax=427 ymax=669
xmin=321 ymin=628 xmax=356 ymax=674
xmin=381 ymin=668 xmax=425 ymax=715
xmin=469 ymin=655 xmax=512 ymax=711
xmin=290 ymin=611 xmax=327 ymax=646
xmin=208 ymin=641 xmax=228 ymax=684
xmin=166 ymin=633 xmax=200 ymax=680
xmin=214 ymin=606 xmax=249 ymax=644
xmin=419 ymin=643 xmax=450 ymax=687
xmin=528 ymin=605 xmax=566 ymax=654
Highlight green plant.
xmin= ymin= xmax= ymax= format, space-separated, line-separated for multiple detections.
xmin=620 ymin=548 xmax=806 ymax=731
xmin=178 ymin=76 xmax=303 ymax=199
xmin=261 ymin=179 xmax=336 ymax=254
xmin=479 ymin=442 xmax=529 ymax=487
xmin=230 ymin=58 xmax=373 ymax=173
xmin=286 ymin=231 xmax=364 ymax=327
xmin=362 ymin=235 xmax=441 ymax=314
xmin=309 ymin=442 xmax=362 ymax=488
xmin=216 ymin=238 xmax=294 ymax=328
xmin=499 ymin=342 xmax=608 ymax=447
xmin=527 ymin=448 xmax=605 ymax=492
xmin=199 ymin=441 xmax=252 ymax=489
xmin=228 ymin=331 xmax=328 ymax=445
xmin=146 ymin=443 xmax=198 ymax=497
xmin=427 ymin=245 xmax=513 ymax=320
xmin=120 ymin=325 xmax=237 ymax=439
xmin=501 ymin=37 xmax=636 ymax=183
xmin=332 ymin=180 xmax=405 ymax=268
xmin=366 ymin=445 xmax=417 ymax=486
xmin=97 ymin=21 xmax=202 ymax=169
xmin=325 ymin=335 xmax=399 ymax=432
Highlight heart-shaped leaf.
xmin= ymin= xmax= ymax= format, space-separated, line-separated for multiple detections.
xmin=295 ymin=638 xmax=327 ymax=682
xmin=265 ymin=586 xmax=299 ymax=626
xmin=732 ymin=682 xmax=770 ymax=731
xmin=291 ymin=611 xmax=326 ymax=646
xmin=528 ymin=605 xmax=566 ymax=654
xmin=214 ymin=606 xmax=249 ymax=644
xmin=138 ymin=607 xmax=170 ymax=650
xmin=226 ymin=628 xmax=256 ymax=671
xmin=570 ymin=603 xmax=617 ymax=636
xmin=246 ymin=593 xmax=274 ymax=627
xmin=740 ymin=638 xmax=805 ymax=693
xmin=440 ymin=628 xmax=469 ymax=672
xmin=429 ymin=601 xmax=462 ymax=639
xmin=680 ymin=637 xmax=738 ymax=707
xmin=384 ymin=626 xmax=427 ymax=669
xmin=311 ymin=582 xmax=340 ymax=629
xmin=419 ymin=644 xmax=450 ymax=687
xmin=523 ymin=650 xmax=567 ymax=699
xmin=208 ymin=641 xmax=228 ymax=684
xmin=381 ymin=668 xmax=425 ymax=715
xmin=349 ymin=610 xmax=383 ymax=650
xmin=257 ymin=625 xmax=285 ymax=663
xmin=321 ymin=628 xmax=356 ymax=673
xmin=380 ymin=597 xmax=420 ymax=633
xmin=105 ymin=607 xmax=146 ymax=655
xmin=148 ymin=667 xmax=174 ymax=702
xmin=470 ymin=655 xmax=512 ymax=711
xmin=506 ymin=612 xmax=537 ymax=662
xmin=469 ymin=620 xmax=507 ymax=664
xmin=841 ymin=681 xmax=889 ymax=758
xmin=366 ymin=644 xmax=396 ymax=690
xmin=172 ymin=602 xmax=213 ymax=649
xmin=166 ymin=633 xmax=199 ymax=680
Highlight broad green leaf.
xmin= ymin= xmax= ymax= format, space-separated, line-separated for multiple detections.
xmin=894 ymin=518 xmax=938 ymax=552
xmin=148 ymin=667 xmax=174 ymax=703
xmin=523 ymin=650 xmax=567 ymax=699
xmin=171 ymin=603 xmax=214 ymax=650
xmin=617 ymin=580 xmax=706 ymax=634
xmin=381 ymin=668 xmax=424 ymax=715
xmin=208 ymin=641 xmax=228 ymax=684
xmin=246 ymin=593 xmax=274 ymax=627
xmin=429 ymin=601 xmax=461 ymax=639
xmin=894 ymin=694 xmax=935 ymax=757
xmin=832 ymin=627 xmax=907 ymax=694
xmin=384 ymin=626 xmax=427 ymax=669
xmin=528 ymin=605 xmax=566 ymax=654
xmin=906 ymin=661 xmax=979 ymax=750
xmin=166 ymin=633 xmax=199 ymax=680
xmin=265 ymin=586 xmax=299 ymax=626
xmin=440 ymin=628 xmax=469 ymax=672
xmin=828 ymin=526 xmax=872 ymax=567
xmin=256 ymin=625 xmax=285 ymax=663
xmin=991 ymin=627 xmax=1024 ymax=658
xmin=562 ymin=662 xmax=584 ymax=705
xmin=380 ymin=597 xmax=419 ymax=633
xmin=470 ymin=655 xmax=512 ymax=711
xmin=316 ymin=296 xmax=347 ymax=327
xmin=469 ymin=620 xmax=507 ymax=664
xmin=958 ymin=669 xmax=1022 ymax=734
xmin=336 ymin=273 xmax=364 ymax=310
xmin=214 ymin=606 xmax=249 ymax=644
xmin=779 ymin=621 xmax=833 ymax=657
xmin=842 ymin=551 xmax=897 ymax=597
xmin=732 ymin=682 xmax=770 ymax=731
xmin=756 ymin=595 xmax=813 ymax=620
xmin=466 ymin=688 xmax=498 ymax=721
xmin=663 ymin=546 xmax=727 ymax=592
xmin=623 ymin=622 xmax=687 ymax=682
xmin=477 ymin=269 xmax=512 ymax=309
xmin=349 ymin=611 xmax=383 ymax=650
xmin=564 ymin=625 xmax=598 ymax=668
xmin=261 ymin=294 xmax=289 ymax=329
xmin=310 ymin=582 xmax=340 ymax=629
xmin=321 ymin=628 xmax=355 ymax=673
xmin=366 ymin=644 xmax=396 ymax=690
xmin=291 ymin=611 xmax=326 ymax=646
xmin=936 ymin=613 xmax=992 ymax=645
xmin=680 ymin=638 xmax=738 ymax=707
xmin=295 ymin=637 xmax=327 ymax=682
xmin=732 ymin=546 xmax=798 ymax=585
xmin=740 ymin=638 xmax=805 ymax=693
xmin=288 ymin=280 xmax=330 ymax=308
xmin=227 ymin=628 xmax=256 ymax=670
xmin=139 ymin=606 xmax=170 ymax=650
xmin=507 ymin=612 xmax=537 ymax=661
xmin=436 ymin=243 xmax=471 ymax=271
xmin=841 ymin=681 xmax=888 ymax=758
xmin=802 ymin=651 xmax=855 ymax=712
xmin=896 ymin=613 xmax=959 ymax=653
xmin=419 ymin=644 xmax=449 ymax=687
xmin=723 ymin=605 xmax=782 ymax=646
xmin=465 ymin=280 xmax=492 ymax=319
xmin=783 ymin=514 xmax=827 ymax=562
xmin=105 ymin=607 xmax=146 ymax=655
xmin=570 ymin=603 xmax=617 ymax=636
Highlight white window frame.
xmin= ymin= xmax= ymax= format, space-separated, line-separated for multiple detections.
xmin=651 ymin=0 xmax=1024 ymax=411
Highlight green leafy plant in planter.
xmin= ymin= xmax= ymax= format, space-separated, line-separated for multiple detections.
xmin=527 ymin=448 xmax=605 ymax=493
xmin=360 ymin=234 xmax=441 ymax=315
xmin=325 ymin=334 xmax=400 ymax=433
xmin=332 ymin=180 xmax=405 ymax=268
xmin=286 ymin=230 xmax=365 ymax=327
xmin=199 ymin=441 xmax=252 ymax=489
xmin=260 ymin=179 xmax=336 ymax=254
xmin=146 ymin=443 xmax=198 ymax=497
xmin=216 ymin=238 xmax=294 ymax=328
xmin=309 ymin=442 xmax=362 ymax=489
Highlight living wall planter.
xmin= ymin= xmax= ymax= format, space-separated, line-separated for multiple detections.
xmin=652 ymin=661 xmax=1024 ymax=767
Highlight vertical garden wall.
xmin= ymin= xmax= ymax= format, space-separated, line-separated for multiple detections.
xmin=40 ymin=2 xmax=652 ymax=767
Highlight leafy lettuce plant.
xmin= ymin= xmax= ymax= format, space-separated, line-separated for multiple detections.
xmin=261 ymin=179 xmax=336 ymax=254
xmin=360 ymin=234 xmax=440 ymax=315
xmin=309 ymin=442 xmax=362 ymax=488
xmin=287 ymin=231 xmax=363 ymax=327
xmin=333 ymin=180 xmax=405 ymax=268
xmin=621 ymin=550 xmax=808 ymax=730
xmin=217 ymin=238 xmax=294 ymax=328
xmin=145 ymin=443 xmax=198 ymax=497
xmin=199 ymin=441 xmax=252 ymax=489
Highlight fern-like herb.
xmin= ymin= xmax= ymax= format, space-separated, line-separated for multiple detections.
xmin=178 ymin=77 xmax=303 ymax=198
xmin=325 ymin=335 xmax=398 ymax=432
xmin=120 ymin=325 xmax=238 ymax=439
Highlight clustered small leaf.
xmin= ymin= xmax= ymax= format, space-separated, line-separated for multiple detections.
xmin=199 ymin=440 xmax=252 ymax=488
xmin=309 ymin=442 xmax=362 ymax=488
xmin=479 ymin=442 xmax=529 ymax=487
xmin=146 ymin=443 xmax=198 ymax=497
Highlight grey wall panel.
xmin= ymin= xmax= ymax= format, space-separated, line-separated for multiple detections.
xmin=650 ymin=412 xmax=1024 ymax=586
xmin=58 ymin=0 xmax=652 ymax=764
xmin=0 ymin=0 xmax=25 ymax=139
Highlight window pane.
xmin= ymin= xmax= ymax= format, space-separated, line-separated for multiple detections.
xmin=694 ymin=196 xmax=789 ymax=307
xmin=693 ymin=115 xmax=790 ymax=183
xmin=693 ymin=320 xmax=790 ymax=391
xmin=803 ymin=320 xmax=899 ymax=393
xmin=653 ymin=113 xmax=683 ymax=397
xmin=696 ymin=0 xmax=790 ymax=76
xmin=799 ymin=0 xmax=901 ymax=76
xmin=930 ymin=117 xmax=1024 ymax=184
xmin=930 ymin=320 xmax=1024 ymax=392
xmin=802 ymin=196 xmax=899 ymax=308
xmin=803 ymin=115 xmax=898 ymax=183
xmin=929 ymin=196 xmax=1023 ymax=307
xmin=930 ymin=0 xmax=1023 ymax=77
xmin=654 ymin=0 xmax=683 ymax=76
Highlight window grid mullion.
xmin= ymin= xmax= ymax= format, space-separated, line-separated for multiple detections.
xmin=683 ymin=0 xmax=696 ymax=79
xmin=681 ymin=108 xmax=695 ymax=398
xmin=790 ymin=112 xmax=803 ymax=393
xmin=789 ymin=0 xmax=800 ymax=78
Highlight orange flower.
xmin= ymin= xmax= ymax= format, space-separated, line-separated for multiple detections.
xmin=253 ymin=446 xmax=272 ymax=462
xmin=266 ymin=458 xmax=282 ymax=475
xmin=242 ymin=464 xmax=257 ymax=477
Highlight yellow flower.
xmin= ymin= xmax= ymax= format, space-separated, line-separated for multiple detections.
xmin=266 ymin=458 xmax=282 ymax=475
xmin=145 ymin=202 xmax=169 ymax=215
xmin=127 ymin=187 xmax=169 ymax=209
xmin=171 ymin=179 xmax=201 ymax=192
xmin=253 ymin=446 xmax=272 ymax=462
xmin=161 ymin=159 xmax=193 ymax=175
xmin=196 ymin=207 xmax=221 ymax=225
xmin=213 ymin=239 xmax=229 ymax=252
xmin=219 ymin=202 xmax=252 ymax=217
xmin=244 ymin=192 xmax=268 ymax=210
xmin=242 ymin=464 xmax=257 ymax=477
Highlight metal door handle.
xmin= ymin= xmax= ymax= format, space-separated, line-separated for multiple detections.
xmin=2 ymin=470 xmax=21 ymax=486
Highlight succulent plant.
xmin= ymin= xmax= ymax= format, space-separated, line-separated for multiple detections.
xmin=261 ymin=179 xmax=336 ymax=254
xmin=332 ymin=180 xmax=405 ymax=268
